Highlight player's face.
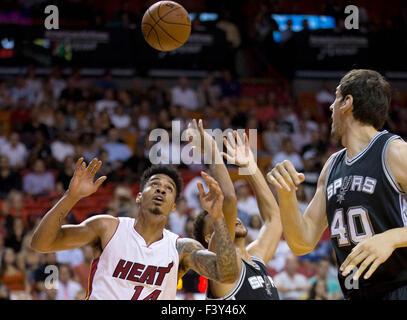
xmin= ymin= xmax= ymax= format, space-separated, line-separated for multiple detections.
xmin=330 ymin=86 xmax=345 ymax=139
xmin=235 ymin=218 xmax=248 ymax=238
xmin=138 ymin=174 xmax=177 ymax=217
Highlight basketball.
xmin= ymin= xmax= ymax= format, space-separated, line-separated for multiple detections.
xmin=141 ymin=1 xmax=191 ymax=51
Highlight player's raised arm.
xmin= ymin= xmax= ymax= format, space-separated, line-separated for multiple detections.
xmin=266 ymin=155 xmax=334 ymax=255
xmin=30 ymin=157 xmax=109 ymax=253
xmin=178 ymin=172 xmax=239 ymax=283
xmin=223 ymin=131 xmax=282 ymax=262
xmin=188 ymin=119 xmax=237 ymax=242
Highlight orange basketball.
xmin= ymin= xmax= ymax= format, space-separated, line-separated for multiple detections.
xmin=141 ymin=1 xmax=191 ymax=51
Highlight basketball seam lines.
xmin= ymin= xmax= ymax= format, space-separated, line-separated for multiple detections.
xmin=154 ymin=21 xmax=183 ymax=44
xmin=144 ymin=22 xmax=163 ymax=50
xmin=145 ymin=5 xmax=182 ymax=42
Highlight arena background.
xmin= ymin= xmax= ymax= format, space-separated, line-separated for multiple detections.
xmin=0 ymin=0 xmax=406 ymax=300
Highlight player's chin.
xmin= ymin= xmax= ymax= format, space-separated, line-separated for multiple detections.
xmin=235 ymin=229 xmax=248 ymax=238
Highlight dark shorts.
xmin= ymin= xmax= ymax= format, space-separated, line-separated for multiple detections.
xmin=382 ymin=284 xmax=407 ymax=300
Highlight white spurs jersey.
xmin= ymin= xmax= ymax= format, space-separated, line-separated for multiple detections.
xmin=85 ymin=217 xmax=180 ymax=300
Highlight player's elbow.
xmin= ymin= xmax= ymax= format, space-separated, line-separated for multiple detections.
xmin=30 ymin=234 xmax=52 ymax=253
xmin=223 ymin=193 xmax=237 ymax=209
xmin=218 ymin=270 xmax=239 ymax=284
xmin=288 ymin=242 xmax=314 ymax=256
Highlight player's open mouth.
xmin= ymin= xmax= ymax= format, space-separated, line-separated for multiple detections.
xmin=153 ymin=196 xmax=164 ymax=204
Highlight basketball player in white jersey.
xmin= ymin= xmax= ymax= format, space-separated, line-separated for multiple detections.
xmin=31 ymin=159 xmax=239 ymax=300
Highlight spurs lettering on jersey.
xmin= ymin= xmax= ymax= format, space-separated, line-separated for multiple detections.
xmin=327 ymin=175 xmax=377 ymax=203
xmin=248 ymin=275 xmax=276 ymax=295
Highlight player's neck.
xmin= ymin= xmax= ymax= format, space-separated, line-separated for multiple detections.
xmin=341 ymin=123 xmax=379 ymax=159
xmin=234 ymin=237 xmax=248 ymax=256
xmin=134 ymin=211 xmax=167 ymax=246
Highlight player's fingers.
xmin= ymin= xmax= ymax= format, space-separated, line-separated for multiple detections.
xmin=273 ymin=167 xmax=291 ymax=192
xmin=340 ymin=244 xmax=362 ymax=271
xmin=86 ymin=158 xmax=99 ymax=175
xmin=266 ymin=171 xmax=283 ymax=190
xmin=341 ymin=251 xmax=368 ymax=276
xmin=221 ymin=151 xmax=235 ymax=165
xmin=276 ymin=163 xmax=296 ymax=190
xmin=363 ymin=259 xmax=383 ymax=280
xmin=282 ymin=160 xmax=302 ymax=186
xmin=223 ymin=137 xmax=235 ymax=155
xmin=234 ymin=130 xmax=244 ymax=147
xmin=74 ymin=157 xmax=84 ymax=175
xmin=352 ymin=255 xmax=375 ymax=281
xmin=197 ymin=181 xmax=205 ymax=197
xmin=244 ymin=132 xmax=250 ymax=157
xmin=94 ymin=176 xmax=107 ymax=189
xmin=91 ymin=160 xmax=102 ymax=176
xmin=227 ymin=131 xmax=236 ymax=149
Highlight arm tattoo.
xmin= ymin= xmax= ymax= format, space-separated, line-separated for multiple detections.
xmin=178 ymin=218 xmax=238 ymax=282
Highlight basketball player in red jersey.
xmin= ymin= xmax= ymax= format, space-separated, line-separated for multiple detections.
xmin=267 ymin=69 xmax=407 ymax=299
xmin=31 ymin=159 xmax=239 ymax=300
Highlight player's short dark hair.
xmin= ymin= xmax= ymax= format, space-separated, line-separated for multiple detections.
xmin=339 ymin=69 xmax=391 ymax=130
xmin=140 ymin=165 xmax=183 ymax=202
xmin=193 ymin=210 xmax=209 ymax=249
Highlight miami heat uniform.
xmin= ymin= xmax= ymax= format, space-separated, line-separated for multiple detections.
xmin=85 ymin=217 xmax=180 ymax=300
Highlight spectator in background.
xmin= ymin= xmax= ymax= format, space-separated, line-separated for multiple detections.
xmin=129 ymin=77 xmax=146 ymax=106
xmin=246 ymin=214 xmax=262 ymax=243
xmin=48 ymin=67 xmax=66 ymax=100
xmin=262 ymin=119 xmax=281 ymax=156
xmin=169 ymin=196 xmax=189 ymax=237
xmin=3 ymin=191 xmax=29 ymax=229
xmin=59 ymin=77 xmax=83 ymax=103
xmin=292 ymin=120 xmax=314 ymax=153
xmin=22 ymin=159 xmax=55 ymax=196
xmin=0 ymin=247 xmax=29 ymax=300
xmin=26 ymin=130 xmax=53 ymax=168
xmin=183 ymin=175 xmax=207 ymax=216
xmin=73 ymin=245 xmax=93 ymax=291
xmin=0 ymin=132 xmax=28 ymax=170
xmin=171 ymin=77 xmax=198 ymax=110
xmin=55 ymin=264 xmax=82 ymax=300
xmin=51 ymin=132 xmax=75 ymax=163
xmin=111 ymin=105 xmax=131 ymax=129
xmin=256 ymin=92 xmax=277 ymax=128
xmin=216 ymin=11 xmax=241 ymax=49
xmin=25 ymin=66 xmax=42 ymax=99
xmin=102 ymin=128 xmax=132 ymax=164
xmin=95 ymin=88 xmax=118 ymax=116
xmin=308 ymin=258 xmax=341 ymax=300
xmin=280 ymin=19 xmax=294 ymax=43
xmin=274 ymin=254 xmax=310 ymax=300
xmin=234 ymin=179 xmax=260 ymax=227
xmin=218 ymin=69 xmax=241 ymax=99
xmin=0 ymin=155 xmax=22 ymax=199
xmin=4 ymin=217 xmax=26 ymax=253
xmin=0 ymin=80 xmax=11 ymax=108
xmin=10 ymin=76 xmax=36 ymax=106
xmin=197 ymin=75 xmax=220 ymax=109
xmin=107 ymin=185 xmax=137 ymax=218
xmin=272 ymin=137 xmax=303 ymax=171
xmin=56 ymin=155 xmax=75 ymax=191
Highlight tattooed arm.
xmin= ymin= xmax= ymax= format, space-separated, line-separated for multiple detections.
xmin=31 ymin=158 xmax=112 ymax=252
xmin=178 ymin=171 xmax=239 ymax=282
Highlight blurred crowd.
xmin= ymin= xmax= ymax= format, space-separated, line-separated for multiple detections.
xmin=0 ymin=64 xmax=405 ymax=300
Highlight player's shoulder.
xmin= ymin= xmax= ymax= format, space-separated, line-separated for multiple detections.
xmin=318 ymin=148 xmax=346 ymax=184
xmin=84 ymin=214 xmax=119 ymax=232
xmin=175 ymin=237 xmax=204 ymax=255
xmin=386 ymin=137 xmax=407 ymax=186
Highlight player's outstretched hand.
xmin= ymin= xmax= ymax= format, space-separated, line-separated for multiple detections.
xmin=340 ymin=232 xmax=395 ymax=281
xmin=186 ymin=119 xmax=220 ymax=162
xmin=266 ymin=160 xmax=305 ymax=192
xmin=197 ymin=171 xmax=224 ymax=220
xmin=222 ymin=130 xmax=256 ymax=174
xmin=67 ymin=157 xmax=107 ymax=200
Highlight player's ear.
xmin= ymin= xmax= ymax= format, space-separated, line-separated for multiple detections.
xmin=136 ymin=192 xmax=142 ymax=204
xmin=171 ymin=202 xmax=176 ymax=213
xmin=204 ymin=233 xmax=212 ymax=245
xmin=340 ymin=94 xmax=353 ymax=114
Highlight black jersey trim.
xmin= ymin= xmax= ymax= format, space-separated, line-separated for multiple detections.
xmin=345 ymin=130 xmax=388 ymax=166
xmin=206 ymin=260 xmax=247 ymax=300
xmin=382 ymin=135 xmax=406 ymax=195
xmin=325 ymin=149 xmax=346 ymax=192
xmin=399 ymin=194 xmax=407 ymax=227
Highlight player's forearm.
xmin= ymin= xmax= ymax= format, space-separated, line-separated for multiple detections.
xmin=277 ymin=191 xmax=316 ymax=255
xmin=247 ymin=166 xmax=280 ymax=224
xmin=212 ymin=216 xmax=239 ymax=283
xmin=31 ymin=193 xmax=80 ymax=252
xmin=208 ymin=148 xmax=237 ymax=234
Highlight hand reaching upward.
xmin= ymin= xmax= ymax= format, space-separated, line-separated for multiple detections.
xmin=67 ymin=157 xmax=107 ymax=200
xmin=222 ymin=130 xmax=257 ymax=175
xmin=197 ymin=171 xmax=224 ymax=220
